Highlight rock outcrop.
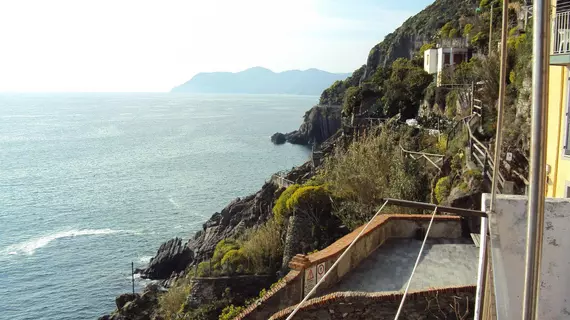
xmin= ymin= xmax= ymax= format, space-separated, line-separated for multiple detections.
xmin=188 ymin=182 xmax=281 ymax=262
xmin=136 ymin=238 xmax=194 ymax=280
xmin=272 ymin=105 xmax=341 ymax=146
xmin=270 ymin=132 xmax=286 ymax=144
xmin=99 ymin=284 xmax=163 ymax=320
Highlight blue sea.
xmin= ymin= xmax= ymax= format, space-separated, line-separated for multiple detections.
xmin=0 ymin=93 xmax=313 ymax=320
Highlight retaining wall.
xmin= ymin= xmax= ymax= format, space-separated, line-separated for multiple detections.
xmin=270 ymin=286 xmax=476 ymax=320
xmin=236 ymin=214 xmax=462 ymax=320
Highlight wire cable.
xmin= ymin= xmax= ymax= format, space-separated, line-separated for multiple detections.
xmin=393 ymin=206 xmax=438 ymax=320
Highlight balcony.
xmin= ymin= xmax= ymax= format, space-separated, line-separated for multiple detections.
xmin=551 ymin=10 xmax=570 ymax=65
xmin=553 ymin=11 xmax=570 ymax=54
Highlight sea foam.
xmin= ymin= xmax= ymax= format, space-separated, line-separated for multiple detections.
xmin=3 ymin=229 xmax=122 ymax=256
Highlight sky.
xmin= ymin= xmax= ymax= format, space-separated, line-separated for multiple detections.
xmin=0 ymin=0 xmax=433 ymax=92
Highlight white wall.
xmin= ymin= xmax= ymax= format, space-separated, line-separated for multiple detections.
xmin=423 ymin=48 xmax=438 ymax=74
xmin=482 ymin=194 xmax=570 ymax=320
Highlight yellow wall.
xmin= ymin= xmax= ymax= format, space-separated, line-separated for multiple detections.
xmin=546 ymin=65 xmax=570 ymax=197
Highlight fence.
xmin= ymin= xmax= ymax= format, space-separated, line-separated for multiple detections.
xmin=553 ymin=10 xmax=570 ymax=54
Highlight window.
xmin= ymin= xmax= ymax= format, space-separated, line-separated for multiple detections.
xmin=454 ymin=53 xmax=465 ymax=64
xmin=566 ymin=184 xmax=570 ymax=198
xmin=443 ymin=53 xmax=451 ymax=65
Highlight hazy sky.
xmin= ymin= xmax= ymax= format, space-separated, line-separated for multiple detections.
xmin=0 ymin=0 xmax=432 ymax=92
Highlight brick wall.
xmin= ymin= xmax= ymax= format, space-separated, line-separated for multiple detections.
xmin=270 ymin=286 xmax=476 ymax=320
xmin=236 ymin=214 xmax=463 ymax=320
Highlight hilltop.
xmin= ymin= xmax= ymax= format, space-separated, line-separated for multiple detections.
xmin=171 ymin=67 xmax=350 ymax=95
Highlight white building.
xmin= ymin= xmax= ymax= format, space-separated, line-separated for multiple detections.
xmin=423 ymin=39 xmax=470 ymax=86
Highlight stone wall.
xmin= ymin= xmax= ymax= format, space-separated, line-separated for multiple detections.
xmin=236 ymin=271 xmax=303 ymax=320
xmin=185 ymin=275 xmax=274 ymax=309
xmin=236 ymin=214 xmax=463 ymax=320
xmin=270 ymin=286 xmax=476 ymax=320
xmin=281 ymin=214 xmax=313 ymax=272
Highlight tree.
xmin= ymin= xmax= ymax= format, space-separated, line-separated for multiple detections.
xmin=381 ymin=58 xmax=433 ymax=119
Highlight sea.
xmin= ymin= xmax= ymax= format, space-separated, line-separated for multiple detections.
xmin=0 ymin=93 xmax=313 ymax=320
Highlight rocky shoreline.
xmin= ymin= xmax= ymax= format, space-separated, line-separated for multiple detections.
xmin=99 ymin=141 xmax=319 ymax=320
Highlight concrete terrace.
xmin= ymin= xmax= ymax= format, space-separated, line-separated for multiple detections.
xmin=328 ymin=238 xmax=479 ymax=293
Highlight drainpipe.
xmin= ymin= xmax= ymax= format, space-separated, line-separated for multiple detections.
xmin=522 ymin=0 xmax=550 ymax=318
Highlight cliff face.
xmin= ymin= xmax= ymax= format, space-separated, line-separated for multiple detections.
xmin=272 ymin=105 xmax=342 ymax=146
xmin=320 ymin=0 xmax=478 ymax=105
xmin=187 ymin=182 xmax=279 ymax=262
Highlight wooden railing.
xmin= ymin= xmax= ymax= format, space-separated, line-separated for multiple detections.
xmin=466 ymin=123 xmax=507 ymax=192
xmin=399 ymin=143 xmax=445 ymax=171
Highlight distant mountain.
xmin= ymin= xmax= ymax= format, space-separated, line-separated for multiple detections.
xmin=171 ymin=67 xmax=351 ymax=95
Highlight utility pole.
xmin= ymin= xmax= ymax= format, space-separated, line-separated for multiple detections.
xmin=131 ymin=262 xmax=135 ymax=295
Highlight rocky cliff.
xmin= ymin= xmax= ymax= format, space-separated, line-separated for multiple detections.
xmin=320 ymin=0 xmax=478 ymax=106
xmin=271 ymin=105 xmax=341 ymax=146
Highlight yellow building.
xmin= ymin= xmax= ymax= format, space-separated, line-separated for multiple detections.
xmin=546 ymin=0 xmax=570 ymax=197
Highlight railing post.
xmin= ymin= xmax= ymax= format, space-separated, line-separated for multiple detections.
xmin=483 ymin=150 xmax=488 ymax=179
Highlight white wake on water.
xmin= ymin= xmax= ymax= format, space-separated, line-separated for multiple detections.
xmin=3 ymin=228 xmax=124 ymax=256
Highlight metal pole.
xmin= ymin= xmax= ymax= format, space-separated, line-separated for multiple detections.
xmin=522 ymin=0 xmax=550 ymax=318
xmin=475 ymin=1 xmax=509 ymax=318
xmin=380 ymin=198 xmax=487 ymax=218
xmin=131 ymin=262 xmax=135 ymax=295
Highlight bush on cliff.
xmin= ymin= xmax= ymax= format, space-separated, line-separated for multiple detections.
xmin=158 ymin=277 xmax=192 ymax=320
xmin=285 ymin=185 xmax=332 ymax=224
xmin=198 ymin=219 xmax=284 ymax=276
xmin=322 ymin=125 xmax=432 ymax=228
xmin=381 ymin=58 xmax=433 ymax=119
xmin=240 ymin=219 xmax=284 ymax=274
xmin=273 ymin=184 xmax=300 ymax=224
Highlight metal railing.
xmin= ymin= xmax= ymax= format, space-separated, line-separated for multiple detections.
xmin=553 ymin=10 xmax=570 ymax=54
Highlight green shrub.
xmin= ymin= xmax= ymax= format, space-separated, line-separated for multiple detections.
xmin=240 ymin=219 xmax=283 ymax=274
xmin=463 ymin=23 xmax=473 ymax=36
xmin=381 ymin=58 xmax=433 ymax=118
xmin=196 ymin=261 xmax=213 ymax=277
xmin=322 ymin=126 xmax=432 ymax=228
xmin=158 ymin=277 xmax=192 ymax=319
xmin=435 ymin=176 xmax=452 ymax=204
xmin=449 ymin=28 xmax=458 ymax=38
xmin=220 ymin=249 xmax=247 ymax=275
xmin=219 ymin=305 xmax=245 ymax=320
xmin=342 ymin=86 xmax=362 ymax=116
xmin=285 ymin=185 xmax=331 ymax=221
xmin=273 ymin=184 xmax=300 ymax=223
xmin=212 ymin=239 xmax=240 ymax=266
xmin=419 ymin=43 xmax=435 ymax=55
xmin=440 ymin=22 xmax=453 ymax=38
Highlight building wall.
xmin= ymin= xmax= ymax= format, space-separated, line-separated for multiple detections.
xmin=423 ymin=48 xmax=438 ymax=74
xmin=546 ymin=65 xmax=570 ymax=198
xmin=483 ymin=194 xmax=570 ymax=319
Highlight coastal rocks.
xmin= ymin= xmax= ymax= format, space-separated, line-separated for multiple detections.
xmin=272 ymin=105 xmax=341 ymax=146
xmin=271 ymin=132 xmax=286 ymax=144
xmin=116 ymin=293 xmax=138 ymax=310
xmin=188 ymin=182 xmax=280 ymax=262
xmin=99 ymin=284 xmax=162 ymax=320
xmin=137 ymin=238 xmax=194 ymax=280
